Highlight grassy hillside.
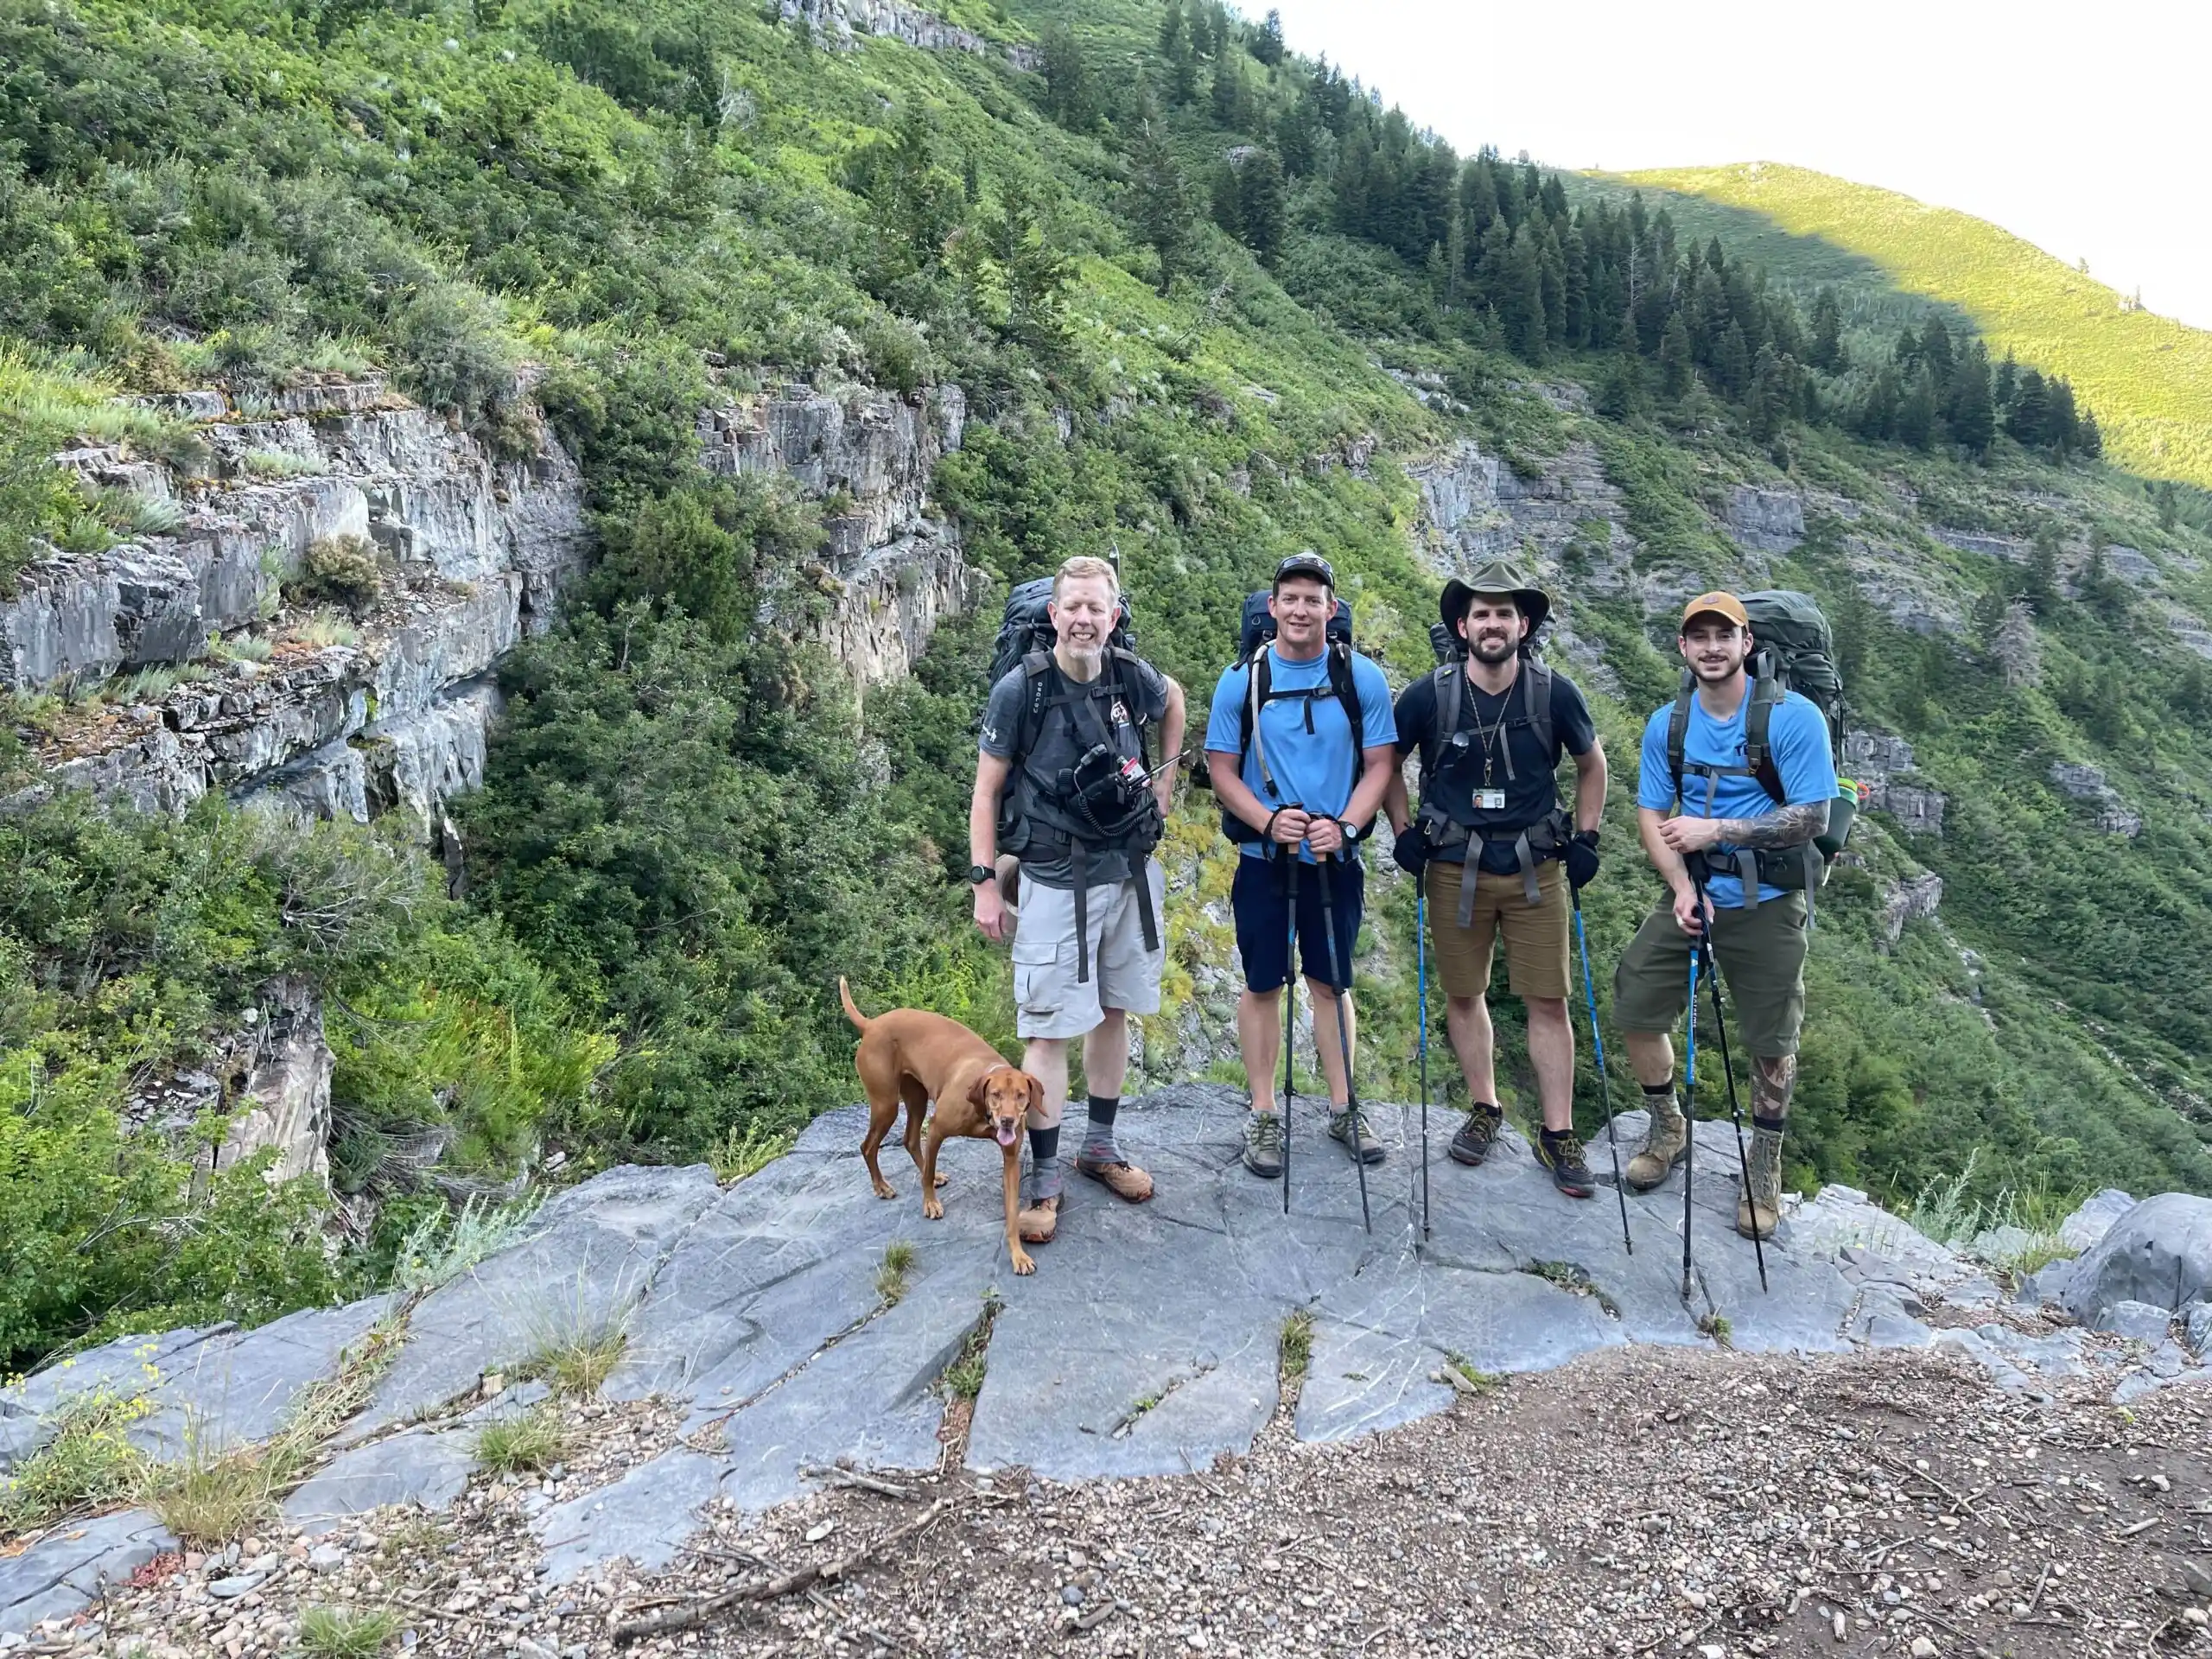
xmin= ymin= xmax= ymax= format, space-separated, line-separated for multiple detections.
xmin=3 ymin=0 xmax=2209 ymax=1367
xmin=1608 ymin=163 xmax=2212 ymax=490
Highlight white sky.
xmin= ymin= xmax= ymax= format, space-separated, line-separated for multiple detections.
xmin=1263 ymin=0 xmax=2212 ymax=330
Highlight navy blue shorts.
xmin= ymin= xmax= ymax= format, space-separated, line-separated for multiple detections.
xmin=1231 ymin=854 xmax=1364 ymax=994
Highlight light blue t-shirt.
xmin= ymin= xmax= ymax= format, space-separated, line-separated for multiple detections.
xmin=1637 ymin=689 xmax=1836 ymax=908
xmin=1205 ymin=646 xmax=1397 ymax=863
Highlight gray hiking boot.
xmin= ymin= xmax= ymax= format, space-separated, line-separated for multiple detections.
xmin=1242 ymin=1109 xmax=1285 ymax=1179
xmin=1327 ymin=1106 xmax=1386 ymax=1165
xmin=1624 ymin=1090 xmax=1687 ymax=1192
xmin=1738 ymin=1122 xmax=1785 ymax=1241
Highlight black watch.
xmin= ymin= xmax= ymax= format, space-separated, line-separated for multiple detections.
xmin=969 ymin=863 xmax=997 ymax=886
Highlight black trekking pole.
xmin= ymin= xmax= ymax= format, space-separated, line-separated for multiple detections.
xmin=1571 ymin=889 xmax=1632 ymax=1255
xmin=1281 ymin=852 xmax=1299 ymax=1217
xmin=1414 ymin=874 xmax=1432 ymax=1246
xmin=1681 ymin=922 xmax=1700 ymax=1302
xmin=1698 ymin=909 xmax=1770 ymax=1294
xmin=1317 ymin=851 xmax=1373 ymax=1235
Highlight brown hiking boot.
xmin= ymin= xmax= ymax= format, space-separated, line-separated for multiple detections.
xmin=1738 ymin=1122 xmax=1784 ymax=1241
xmin=1017 ymin=1192 xmax=1060 ymax=1244
xmin=1624 ymin=1090 xmax=1687 ymax=1192
xmin=1078 ymin=1157 xmax=1154 ymax=1203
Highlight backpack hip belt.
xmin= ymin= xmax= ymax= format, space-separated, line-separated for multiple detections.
xmin=1420 ymin=804 xmax=1571 ymax=917
xmin=1672 ymin=758 xmax=1824 ymax=911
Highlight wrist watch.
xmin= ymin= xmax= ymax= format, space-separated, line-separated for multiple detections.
xmin=969 ymin=863 xmax=996 ymax=887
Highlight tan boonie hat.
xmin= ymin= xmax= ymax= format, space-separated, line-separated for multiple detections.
xmin=1440 ymin=557 xmax=1552 ymax=637
xmin=1680 ymin=590 xmax=1750 ymax=630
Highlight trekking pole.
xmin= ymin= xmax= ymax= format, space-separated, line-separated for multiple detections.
xmin=1414 ymin=875 xmax=1432 ymax=1245
xmin=1281 ymin=852 xmax=1299 ymax=1217
xmin=1698 ymin=912 xmax=1770 ymax=1294
xmin=1571 ymin=890 xmax=1632 ymax=1255
xmin=1317 ymin=851 xmax=1372 ymax=1235
xmin=1681 ymin=925 xmax=1700 ymax=1302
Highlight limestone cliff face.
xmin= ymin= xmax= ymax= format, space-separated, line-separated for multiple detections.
xmin=699 ymin=380 xmax=982 ymax=712
xmin=4 ymin=374 xmax=588 ymax=832
xmin=778 ymin=0 xmax=1044 ymax=69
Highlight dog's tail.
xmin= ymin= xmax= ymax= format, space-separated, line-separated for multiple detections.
xmin=837 ymin=976 xmax=871 ymax=1032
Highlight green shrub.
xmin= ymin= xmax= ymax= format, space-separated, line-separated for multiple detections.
xmin=288 ymin=536 xmax=383 ymax=615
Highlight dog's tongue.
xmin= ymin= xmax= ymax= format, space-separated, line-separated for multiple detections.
xmin=995 ymin=1123 xmax=1019 ymax=1147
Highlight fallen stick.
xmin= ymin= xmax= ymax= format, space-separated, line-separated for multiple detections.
xmin=613 ymin=1497 xmax=949 ymax=1641
xmin=800 ymin=1464 xmax=918 ymax=1500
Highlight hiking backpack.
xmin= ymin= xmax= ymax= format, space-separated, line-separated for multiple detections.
xmin=1664 ymin=588 xmax=1851 ymax=898
xmin=1202 ymin=590 xmax=1366 ymax=843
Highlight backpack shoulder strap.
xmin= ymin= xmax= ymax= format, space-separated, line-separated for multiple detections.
xmin=1745 ymin=677 xmax=1786 ymax=804
xmin=1328 ymin=644 xmax=1365 ymax=752
xmin=1664 ymin=672 xmax=1694 ymax=807
xmin=1521 ymin=657 xmax=1554 ymax=760
xmin=1422 ymin=662 xmax=1461 ymax=779
xmin=1008 ymin=648 xmax=1056 ymax=760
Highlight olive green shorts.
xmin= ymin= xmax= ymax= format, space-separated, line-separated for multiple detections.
xmin=1611 ymin=893 xmax=1808 ymax=1058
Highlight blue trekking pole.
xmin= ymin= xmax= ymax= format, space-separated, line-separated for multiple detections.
xmin=1414 ymin=877 xmax=1432 ymax=1245
xmin=1317 ymin=851 xmax=1373 ymax=1235
xmin=1281 ymin=852 xmax=1299 ymax=1216
xmin=1571 ymin=891 xmax=1632 ymax=1255
xmin=1699 ymin=906 xmax=1770 ymax=1294
xmin=1682 ymin=931 xmax=1700 ymax=1301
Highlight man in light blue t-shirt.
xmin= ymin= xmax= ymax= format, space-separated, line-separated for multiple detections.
xmin=1204 ymin=553 xmax=1397 ymax=1179
xmin=1612 ymin=590 xmax=1838 ymax=1241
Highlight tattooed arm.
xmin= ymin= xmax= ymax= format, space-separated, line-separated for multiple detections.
xmin=1657 ymin=798 xmax=1827 ymax=855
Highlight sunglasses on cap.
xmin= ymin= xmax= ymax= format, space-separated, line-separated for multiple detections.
xmin=1274 ymin=551 xmax=1335 ymax=589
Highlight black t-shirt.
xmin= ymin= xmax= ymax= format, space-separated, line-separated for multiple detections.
xmin=1393 ymin=661 xmax=1596 ymax=871
xmin=981 ymin=652 xmax=1170 ymax=889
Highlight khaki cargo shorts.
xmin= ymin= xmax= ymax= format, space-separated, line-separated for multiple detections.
xmin=1611 ymin=892 xmax=1808 ymax=1057
xmin=1012 ymin=860 xmax=1166 ymax=1039
xmin=1423 ymin=858 xmax=1572 ymax=1002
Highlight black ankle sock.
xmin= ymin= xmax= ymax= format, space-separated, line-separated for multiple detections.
xmin=1085 ymin=1094 xmax=1120 ymax=1127
xmin=1028 ymin=1124 xmax=1060 ymax=1162
xmin=1641 ymin=1077 xmax=1675 ymax=1096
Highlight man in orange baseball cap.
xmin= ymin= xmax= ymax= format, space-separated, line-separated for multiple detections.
xmin=1609 ymin=588 xmax=1837 ymax=1240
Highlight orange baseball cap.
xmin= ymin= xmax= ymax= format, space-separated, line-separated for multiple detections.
xmin=1681 ymin=590 xmax=1750 ymax=629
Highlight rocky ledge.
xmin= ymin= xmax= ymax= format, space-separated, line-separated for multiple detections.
xmin=4 ymin=1085 xmax=2205 ymax=1642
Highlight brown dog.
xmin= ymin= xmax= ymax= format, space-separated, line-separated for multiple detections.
xmin=839 ymin=979 xmax=1043 ymax=1275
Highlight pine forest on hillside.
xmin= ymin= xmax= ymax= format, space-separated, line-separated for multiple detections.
xmin=2 ymin=0 xmax=2210 ymax=1370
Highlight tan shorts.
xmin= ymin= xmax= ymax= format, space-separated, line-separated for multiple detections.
xmin=1423 ymin=858 xmax=1572 ymax=1002
xmin=1011 ymin=861 xmax=1166 ymax=1039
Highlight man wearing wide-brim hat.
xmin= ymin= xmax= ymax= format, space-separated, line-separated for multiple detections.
xmin=1383 ymin=558 xmax=1610 ymax=1198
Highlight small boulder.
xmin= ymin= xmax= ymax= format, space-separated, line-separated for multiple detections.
xmin=2094 ymin=1300 xmax=2173 ymax=1344
xmin=2062 ymin=1194 xmax=2212 ymax=1325
xmin=2060 ymin=1188 xmax=2137 ymax=1252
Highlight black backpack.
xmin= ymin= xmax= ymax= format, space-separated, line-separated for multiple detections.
xmin=1664 ymin=588 xmax=1851 ymax=898
xmin=1203 ymin=591 xmax=1366 ymax=843
xmin=988 ymin=575 xmax=1141 ymax=760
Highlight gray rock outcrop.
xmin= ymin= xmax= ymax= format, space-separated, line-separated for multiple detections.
xmin=209 ymin=973 xmax=334 ymax=1185
xmin=699 ymin=381 xmax=981 ymax=709
xmin=1725 ymin=484 xmax=1804 ymax=553
xmin=2049 ymin=760 xmax=2143 ymax=836
xmin=2062 ymin=1193 xmax=2212 ymax=1325
xmin=1877 ymin=871 xmax=1944 ymax=949
xmin=778 ymin=0 xmax=1042 ymax=68
xmin=1841 ymin=728 xmax=1947 ymax=837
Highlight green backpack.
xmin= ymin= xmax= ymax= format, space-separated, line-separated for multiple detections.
xmin=1665 ymin=589 xmax=1852 ymax=899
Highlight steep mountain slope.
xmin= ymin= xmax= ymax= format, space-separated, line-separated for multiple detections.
xmin=1 ymin=0 xmax=2209 ymax=1370
xmin=1603 ymin=162 xmax=2212 ymax=490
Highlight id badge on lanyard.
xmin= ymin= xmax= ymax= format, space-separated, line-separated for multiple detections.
xmin=1476 ymin=788 xmax=1507 ymax=810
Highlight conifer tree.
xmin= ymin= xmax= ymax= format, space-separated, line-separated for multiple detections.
xmin=2008 ymin=369 xmax=2051 ymax=448
xmin=1896 ymin=369 xmax=1936 ymax=449
xmin=1712 ymin=320 xmax=1750 ymax=396
xmin=1657 ymin=312 xmax=1694 ymax=399
xmin=1252 ymin=8 xmax=1286 ymax=65
xmin=1747 ymin=344 xmax=1789 ymax=442
xmin=1039 ymin=26 xmax=1096 ymax=130
xmin=1209 ymin=55 xmax=1248 ymax=129
xmin=1126 ymin=112 xmax=1195 ymax=293
xmin=1499 ymin=227 xmax=1547 ymax=359
xmin=1236 ymin=149 xmax=1287 ymax=264
xmin=1994 ymin=350 xmax=2018 ymax=407
xmin=1918 ymin=315 xmax=1954 ymax=378
xmin=1948 ymin=340 xmax=1995 ymax=456
xmin=1809 ymin=287 xmax=1843 ymax=370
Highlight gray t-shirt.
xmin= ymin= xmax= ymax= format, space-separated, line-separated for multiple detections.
xmin=981 ymin=652 xmax=1170 ymax=889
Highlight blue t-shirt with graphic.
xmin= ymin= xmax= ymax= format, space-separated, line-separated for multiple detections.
xmin=1637 ymin=690 xmax=1836 ymax=908
xmin=1205 ymin=646 xmax=1397 ymax=863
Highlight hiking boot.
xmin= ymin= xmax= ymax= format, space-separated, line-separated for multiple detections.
xmin=1738 ymin=1122 xmax=1785 ymax=1241
xmin=1535 ymin=1128 xmax=1596 ymax=1199
xmin=1242 ymin=1109 xmax=1285 ymax=1179
xmin=1327 ymin=1106 xmax=1386 ymax=1165
xmin=1447 ymin=1103 xmax=1503 ymax=1167
xmin=1078 ymin=1156 xmax=1154 ymax=1203
xmin=1624 ymin=1090 xmax=1687 ymax=1192
xmin=1017 ymin=1191 xmax=1060 ymax=1245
